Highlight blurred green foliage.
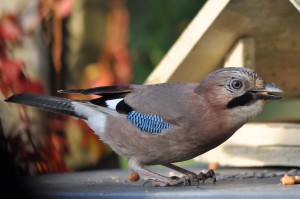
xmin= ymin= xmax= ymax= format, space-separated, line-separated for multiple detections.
xmin=127 ymin=0 xmax=206 ymax=83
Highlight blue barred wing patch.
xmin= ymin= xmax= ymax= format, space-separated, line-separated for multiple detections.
xmin=127 ymin=111 xmax=173 ymax=134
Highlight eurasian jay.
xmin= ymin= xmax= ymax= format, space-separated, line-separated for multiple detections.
xmin=5 ymin=67 xmax=283 ymax=186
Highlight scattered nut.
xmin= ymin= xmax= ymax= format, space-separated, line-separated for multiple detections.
xmin=280 ymin=173 xmax=296 ymax=185
xmin=128 ymin=171 xmax=140 ymax=182
xmin=208 ymin=162 xmax=219 ymax=170
xmin=294 ymin=176 xmax=300 ymax=184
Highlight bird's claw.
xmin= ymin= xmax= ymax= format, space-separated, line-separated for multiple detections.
xmin=143 ymin=176 xmax=191 ymax=187
xmin=198 ymin=169 xmax=216 ymax=184
xmin=171 ymin=175 xmax=192 ymax=186
xmin=143 ymin=179 xmax=155 ymax=187
xmin=186 ymin=172 xmax=200 ymax=183
xmin=143 ymin=170 xmax=216 ymax=187
xmin=172 ymin=170 xmax=216 ymax=186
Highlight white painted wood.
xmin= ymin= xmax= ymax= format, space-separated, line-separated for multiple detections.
xmin=145 ymin=0 xmax=231 ymax=84
xmin=195 ymin=123 xmax=300 ymax=167
xmin=290 ymin=0 xmax=300 ymax=12
xmin=224 ymin=38 xmax=255 ymax=69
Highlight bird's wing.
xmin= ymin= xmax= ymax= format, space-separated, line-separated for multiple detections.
xmin=59 ymin=85 xmax=135 ymax=114
xmin=124 ymin=83 xmax=199 ymax=123
xmin=59 ymin=83 xmax=198 ymax=118
xmin=59 ymin=83 xmax=199 ymax=134
xmin=6 ymin=83 xmax=199 ymax=135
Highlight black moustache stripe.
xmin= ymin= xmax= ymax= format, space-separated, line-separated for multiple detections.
xmin=226 ymin=92 xmax=254 ymax=109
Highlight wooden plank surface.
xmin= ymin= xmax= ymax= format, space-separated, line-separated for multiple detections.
xmin=21 ymin=167 xmax=300 ymax=199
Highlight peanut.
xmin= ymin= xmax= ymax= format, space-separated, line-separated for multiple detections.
xmin=280 ymin=173 xmax=296 ymax=185
xmin=128 ymin=171 xmax=140 ymax=182
xmin=208 ymin=162 xmax=219 ymax=170
xmin=294 ymin=176 xmax=300 ymax=184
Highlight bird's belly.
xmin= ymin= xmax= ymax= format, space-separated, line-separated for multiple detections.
xmin=100 ymin=116 xmax=237 ymax=165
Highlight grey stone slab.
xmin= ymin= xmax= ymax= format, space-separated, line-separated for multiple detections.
xmin=23 ymin=167 xmax=300 ymax=199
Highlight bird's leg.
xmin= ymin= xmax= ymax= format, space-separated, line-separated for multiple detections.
xmin=129 ymin=159 xmax=189 ymax=187
xmin=162 ymin=163 xmax=199 ymax=184
xmin=198 ymin=169 xmax=216 ymax=183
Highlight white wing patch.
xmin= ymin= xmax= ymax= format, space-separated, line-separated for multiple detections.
xmin=105 ymin=98 xmax=123 ymax=110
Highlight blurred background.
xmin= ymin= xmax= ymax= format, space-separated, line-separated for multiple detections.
xmin=0 ymin=0 xmax=206 ymax=176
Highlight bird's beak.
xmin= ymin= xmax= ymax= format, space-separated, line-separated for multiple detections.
xmin=249 ymin=83 xmax=284 ymax=100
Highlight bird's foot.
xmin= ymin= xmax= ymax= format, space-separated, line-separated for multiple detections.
xmin=184 ymin=172 xmax=200 ymax=184
xmin=143 ymin=176 xmax=191 ymax=187
xmin=198 ymin=169 xmax=216 ymax=183
xmin=143 ymin=170 xmax=216 ymax=187
xmin=170 ymin=172 xmax=200 ymax=185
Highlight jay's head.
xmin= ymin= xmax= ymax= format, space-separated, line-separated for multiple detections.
xmin=195 ymin=67 xmax=283 ymax=121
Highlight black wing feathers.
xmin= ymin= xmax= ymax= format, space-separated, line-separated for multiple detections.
xmin=5 ymin=85 xmax=135 ymax=118
xmin=59 ymin=85 xmax=134 ymax=114
xmin=58 ymin=85 xmax=132 ymax=96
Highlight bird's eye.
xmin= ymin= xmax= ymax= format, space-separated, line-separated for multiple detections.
xmin=230 ymin=79 xmax=243 ymax=90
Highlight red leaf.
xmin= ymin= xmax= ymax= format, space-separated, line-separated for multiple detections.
xmin=0 ymin=59 xmax=23 ymax=86
xmin=54 ymin=0 xmax=73 ymax=18
xmin=16 ymin=77 xmax=44 ymax=94
xmin=0 ymin=14 xmax=22 ymax=41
